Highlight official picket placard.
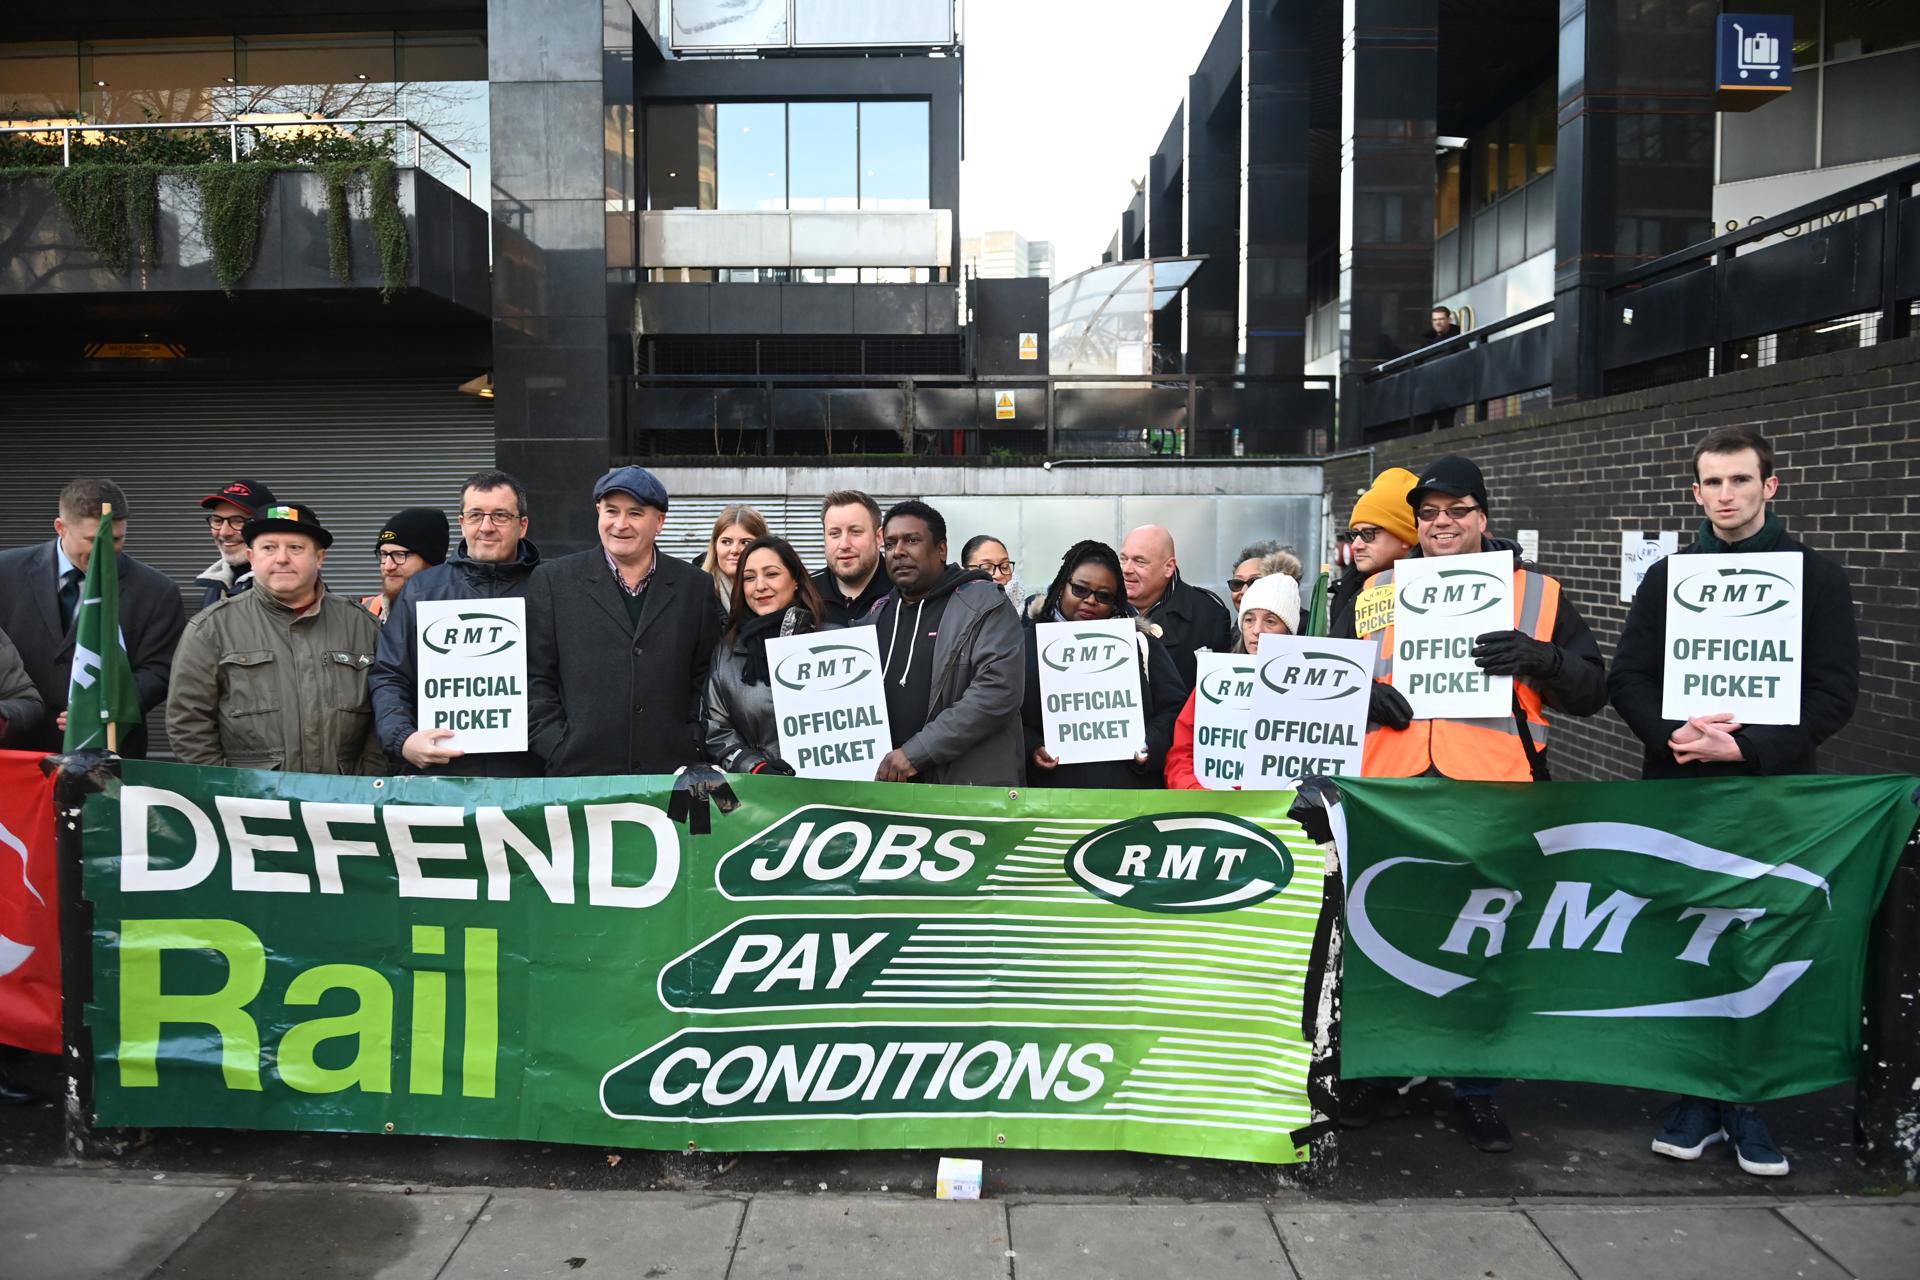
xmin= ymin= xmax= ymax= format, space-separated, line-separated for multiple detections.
xmin=1620 ymin=530 xmax=1679 ymax=603
xmin=1661 ymin=551 xmax=1803 ymax=724
xmin=765 ymin=628 xmax=891 ymax=780
xmin=1351 ymin=583 xmax=1394 ymax=638
xmin=85 ymin=762 xmax=1326 ymax=1163
xmin=1191 ymin=654 xmax=1257 ymax=789
xmin=1035 ymin=620 xmax=1147 ymax=765
xmin=415 ymin=598 xmax=528 ymax=753
xmin=1389 ymin=551 xmax=1512 ymax=719
xmin=1243 ymin=637 xmax=1375 ymax=788
xmin=1337 ymin=774 xmax=1918 ymax=1100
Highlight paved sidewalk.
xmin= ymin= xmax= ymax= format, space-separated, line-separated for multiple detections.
xmin=3 ymin=1167 xmax=1914 ymax=1280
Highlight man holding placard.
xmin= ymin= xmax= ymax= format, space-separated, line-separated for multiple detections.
xmin=1609 ymin=426 xmax=1859 ymax=1179
xmin=1355 ymin=454 xmax=1606 ymax=1155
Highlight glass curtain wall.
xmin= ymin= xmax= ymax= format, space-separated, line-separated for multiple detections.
xmin=645 ymin=98 xmax=930 ymax=212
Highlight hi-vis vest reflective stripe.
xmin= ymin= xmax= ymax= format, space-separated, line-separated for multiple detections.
xmin=1362 ymin=565 xmax=1559 ymax=782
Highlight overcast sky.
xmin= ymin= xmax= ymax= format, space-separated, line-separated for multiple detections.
xmin=959 ymin=0 xmax=1231 ymax=281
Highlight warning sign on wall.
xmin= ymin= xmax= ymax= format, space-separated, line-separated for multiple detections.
xmin=995 ymin=391 xmax=1016 ymax=420
xmin=1018 ymin=332 xmax=1039 ymax=361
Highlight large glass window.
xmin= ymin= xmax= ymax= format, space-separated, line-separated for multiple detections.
xmin=787 ymin=101 xmax=856 ymax=210
xmin=1435 ymin=150 xmax=1462 ymax=236
xmin=646 ymin=103 xmax=715 ymax=210
xmin=716 ymin=101 xmax=786 ymax=211
xmin=80 ymin=38 xmax=234 ymax=124
xmin=859 ymin=101 xmax=930 ymax=210
xmin=0 ymin=43 xmax=81 ymax=121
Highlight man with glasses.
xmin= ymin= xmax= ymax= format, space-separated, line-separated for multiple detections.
xmin=360 ymin=507 xmax=449 ymax=623
xmin=370 ymin=470 xmax=542 ymax=777
xmin=194 ymin=478 xmax=277 ymax=609
xmin=1356 ymin=454 xmax=1606 ymax=1155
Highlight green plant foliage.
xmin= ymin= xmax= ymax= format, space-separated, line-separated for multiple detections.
xmin=47 ymin=166 xmax=134 ymax=273
xmin=189 ymin=163 xmax=275 ymax=294
xmin=128 ymin=166 xmax=160 ymax=266
xmin=368 ymin=156 xmax=411 ymax=302
xmin=317 ymin=161 xmax=360 ymax=285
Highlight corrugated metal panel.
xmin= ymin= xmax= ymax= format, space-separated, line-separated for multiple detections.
xmin=660 ymin=494 xmax=911 ymax=571
xmin=0 ymin=376 xmax=495 ymax=606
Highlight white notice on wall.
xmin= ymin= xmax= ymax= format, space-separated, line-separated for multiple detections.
xmin=1242 ymin=636 xmax=1377 ymax=788
xmin=1036 ymin=619 xmax=1148 ymax=765
xmin=1621 ymin=530 xmax=1681 ymax=602
xmin=1516 ymin=529 xmax=1540 ymax=563
xmin=1661 ymin=551 xmax=1803 ymax=725
xmin=1191 ymin=653 xmax=1258 ymax=790
xmin=1389 ymin=550 xmax=1514 ymax=720
xmin=415 ymin=598 xmax=529 ymax=753
xmin=766 ymin=628 xmax=892 ymax=780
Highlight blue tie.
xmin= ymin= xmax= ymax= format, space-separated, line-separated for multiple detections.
xmin=58 ymin=567 xmax=83 ymax=625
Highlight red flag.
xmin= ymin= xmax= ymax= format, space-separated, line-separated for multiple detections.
xmin=0 ymin=751 xmax=59 ymax=1054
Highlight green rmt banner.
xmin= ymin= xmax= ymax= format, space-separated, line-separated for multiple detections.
xmin=63 ymin=504 xmax=142 ymax=753
xmin=1336 ymin=776 xmax=1919 ymax=1101
xmin=86 ymin=763 xmax=1326 ymax=1163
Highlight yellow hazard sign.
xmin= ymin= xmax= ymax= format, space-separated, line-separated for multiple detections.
xmin=1018 ymin=332 xmax=1038 ymax=360
xmin=995 ymin=391 xmax=1016 ymax=420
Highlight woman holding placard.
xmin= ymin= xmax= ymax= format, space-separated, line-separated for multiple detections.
xmin=1164 ymin=573 xmax=1300 ymax=788
xmin=706 ymin=536 xmax=829 ymax=775
xmin=1020 ymin=540 xmax=1185 ymax=789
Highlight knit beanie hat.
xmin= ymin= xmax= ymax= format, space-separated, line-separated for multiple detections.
xmin=376 ymin=507 xmax=450 ymax=566
xmin=1239 ymin=572 xmax=1301 ymax=636
xmin=1349 ymin=467 xmax=1420 ymax=546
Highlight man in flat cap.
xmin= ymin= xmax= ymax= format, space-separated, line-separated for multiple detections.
xmin=526 ymin=466 xmax=720 ymax=776
xmin=194 ymin=477 xmax=277 ymax=610
xmin=166 ymin=502 xmax=386 ymax=774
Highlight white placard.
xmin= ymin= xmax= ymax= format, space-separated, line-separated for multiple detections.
xmin=1035 ymin=619 xmax=1148 ymax=765
xmin=1242 ymin=637 xmax=1376 ymax=788
xmin=1661 ymin=552 xmax=1804 ymax=725
xmin=1389 ymin=550 xmax=1514 ymax=719
xmin=1517 ymin=529 xmax=1540 ymax=563
xmin=415 ymin=598 xmax=529 ymax=753
xmin=766 ymin=628 xmax=892 ymax=780
xmin=1621 ymin=530 xmax=1680 ymax=602
xmin=1191 ymin=653 xmax=1258 ymax=790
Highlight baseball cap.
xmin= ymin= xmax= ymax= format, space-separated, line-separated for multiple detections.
xmin=200 ymin=478 xmax=277 ymax=515
xmin=1408 ymin=455 xmax=1490 ymax=515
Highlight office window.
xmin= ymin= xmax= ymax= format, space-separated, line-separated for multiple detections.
xmin=716 ymin=101 xmax=786 ymax=211
xmin=788 ymin=101 xmax=856 ymax=210
xmin=1435 ymin=150 xmax=1462 ymax=236
xmin=646 ymin=102 xmax=714 ymax=210
xmin=81 ymin=38 xmax=235 ymax=123
xmin=1478 ymin=132 xmax=1500 ymax=207
xmin=1530 ymin=82 xmax=1556 ymax=176
xmin=859 ymin=100 xmax=930 ymax=210
xmin=1826 ymin=0 xmax=1920 ymax=61
xmin=1502 ymin=108 xmax=1526 ymax=195
xmin=0 ymin=43 xmax=82 ymax=119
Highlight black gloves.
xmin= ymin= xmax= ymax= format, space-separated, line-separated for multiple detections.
xmin=754 ymin=757 xmax=797 ymax=777
xmin=1472 ymin=629 xmax=1562 ymax=678
xmin=1367 ymin=682 xmax=1414 ymax=730
xmin=667 ymin=763 xmax=739 ymax=835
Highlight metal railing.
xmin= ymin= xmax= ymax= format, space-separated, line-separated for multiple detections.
xmin=1359 ymin=302 xmax=1553 ymax=432
xmin=0 ymin=117 xmax=473 ymax=200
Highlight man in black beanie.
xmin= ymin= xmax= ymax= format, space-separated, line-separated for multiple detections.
xmin=361 ymin=506 xmax=450 ymax=623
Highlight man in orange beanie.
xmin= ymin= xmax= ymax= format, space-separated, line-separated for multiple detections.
xmin=1330 ymin=467 xmax=1418 ymax=639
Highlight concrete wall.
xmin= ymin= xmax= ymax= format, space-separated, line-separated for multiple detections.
xmin=1326 ymin=336 xmax=1920 ymax=781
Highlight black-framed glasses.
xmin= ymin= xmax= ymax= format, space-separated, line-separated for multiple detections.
xmin=461 ymin=510 xmax=522 ymax=526
xmin=1227 ymin=574 xmax=1263 ymax=593
xmin=1066 ymin=580 xmax=1119 ymax=607
xmin=205 ymin=514 xmax=247 ymax=530
xmin=1415 ymin=504 xmax=1482 ymax=524
xmin=1346 ymin=526 xmax=1386 ymax=544
xmin=376 ymin=549 xmax=413 ymax=566
xmin=972 ymin=559 xmax=1015 ymax=578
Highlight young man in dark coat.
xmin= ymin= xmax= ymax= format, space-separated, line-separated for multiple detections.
xmin=371 ymin=470 xmax=542 ymax=778
xmin=0 ymin=477 xmax=185 ymax=756
xmin=526 ymin=466 xmax=721 ymax=777
xmin=1609 ymin=425 xmax=1860 ymax=1180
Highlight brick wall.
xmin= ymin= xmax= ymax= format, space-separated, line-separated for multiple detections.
xmin=1327 ymin=335 xmax=1920 ymax=781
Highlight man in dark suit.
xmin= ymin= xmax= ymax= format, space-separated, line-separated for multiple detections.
xmin=0 ymin=477 xmax=186 ymax=756
xmin=526 ymin=466 xmax=721 ymax=777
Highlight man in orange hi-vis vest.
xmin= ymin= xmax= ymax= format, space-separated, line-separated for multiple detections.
xmin=1356 ymin=453 xmax=1607 ymax=1156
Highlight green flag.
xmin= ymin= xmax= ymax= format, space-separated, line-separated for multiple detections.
xmin=64 ymin=506 xmax=142 ymax=752
xmin=1337 ymin=775 xmax=1919 ymax=1101
xmin=1303 ymin=565 xmax=1331 ymax=637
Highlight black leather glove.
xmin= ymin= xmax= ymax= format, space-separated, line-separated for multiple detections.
xmin=1367 ymin=682 xmax=1414 ymax=730
xmin=667 ymin=763 xmax=739 ymax=836
xmin=1471 ymin=629 xmax=1562 ymax=678
xmin=754 ymin=757 xmax=797 ymax=777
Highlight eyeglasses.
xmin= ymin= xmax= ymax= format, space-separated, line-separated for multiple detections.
xmin=1066 ymin=580 xmax=1119 ymax=607
xmin=375 ymin=549 xmax=413 ymax=566
xmin=1415 ymin=504 xmax=1482 ymax=524
xmin=206 ymin=514 xmax=247 ymax=530
xmin=461 ymin=510 xmax=522 ymax=526
xmin=1346 ymin=526 xmax=1386 ymax=544
xmin=1227 ymin=574 xmax=1263 ymax=593
xmin=972 ymin=560 xmax=1015 ymax=579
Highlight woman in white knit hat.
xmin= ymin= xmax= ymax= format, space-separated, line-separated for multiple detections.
xmin=1163 ymin=570 xmax=1300 ymax=788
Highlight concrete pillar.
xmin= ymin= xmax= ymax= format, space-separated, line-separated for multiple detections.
xmin=1242 ymin=0 xmax=1314 ymax=377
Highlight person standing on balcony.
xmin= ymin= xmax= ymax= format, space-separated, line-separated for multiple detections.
xmin=370 ymin=472 xmax=541 ymax=777
xmin=701 ymin=505 xmax=770 ymax=619
xmin=1120 ymin=524 xmax=1234 ymax=688
xmin=1429 ymin=305 xmax=1461 ymax=343
xmin=526 ymin=466 xmax=719 ymax=777
xmin=865 ymin=500 xmax=1025 ymax=787
xmin=813 ymin=490 xmax=890 ymax=626
xmin=194 ymin=478 xmax=277 ymax=609
xmin=1609 ymin=426 xmax=1859 ymax=1179
xmin=360 ymin=506 xmax=448 ymax=623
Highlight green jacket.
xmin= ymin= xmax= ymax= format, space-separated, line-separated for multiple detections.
xmin=166 ymin=587 xmax=388 ymax=775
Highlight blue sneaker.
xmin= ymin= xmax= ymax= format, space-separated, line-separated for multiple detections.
xmin=1727 ymin=1105 xmax=1790 ymax=1176
xmin=1651 ymin=1096 xmax=1725 ymax=1160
